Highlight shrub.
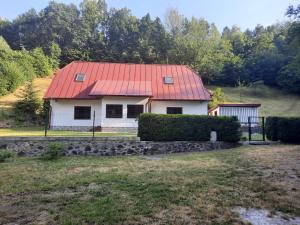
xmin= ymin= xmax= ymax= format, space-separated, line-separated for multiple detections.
xmin=41 ymin=142 xmax=64 ymax=160
xmin=277 ymin=118 xmax=300 ymax=143
xmin=0 ymin=149 xmax=13 ymax=162
xmin=138 ymin=113 xmax=241 ymax=142
xmin=266 ymin=117 xmax=300 ymax=143
xmin=265 ymin=117 xmax=280 ymax=141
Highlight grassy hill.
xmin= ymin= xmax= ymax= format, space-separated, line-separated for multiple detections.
xmin=0 ymin=77 xmax=299 ymax=119
xmin=0 ymin=77 xmax=52 ymax=109
xmin=207 ymin=84 xmax=300 ymax=117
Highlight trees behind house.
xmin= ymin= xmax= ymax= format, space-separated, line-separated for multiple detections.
xmin=0 ymin=1 xmax=299 ymax=94
xmin=0 ymin=36 xmax=59 ymax=96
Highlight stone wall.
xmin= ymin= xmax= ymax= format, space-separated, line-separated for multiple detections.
xmin=0 ymin=137 xmax=239 ymax=157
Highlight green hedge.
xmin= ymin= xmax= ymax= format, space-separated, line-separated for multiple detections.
xmin=265 ymin=117 xmax=280 ymax=141
xmin=138 ymin=113 xmax=241 ymax=142
xmin=266 ymin=117 xmax=300 ymax=143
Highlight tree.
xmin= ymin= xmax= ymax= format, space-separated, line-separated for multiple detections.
xmin=47 ymin=42 xmax=61 ymax=69
xmin=164 ymin=8 xmax=185 ymax=36
xmin=13 ymin=80 xmax=42 ymax=124
xmin=276 ymin=4 xmax=300 ymax=93
xmin=30 ymin=48 xmax=52 ymax=77
xmin=209 ymin=88 xmax=226 ymax=109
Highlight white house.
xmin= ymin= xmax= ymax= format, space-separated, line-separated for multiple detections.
xmin=44 ymin=61 xmax=211 ymax=131
xmin=208 ymin=103 xmax=261 ymax=126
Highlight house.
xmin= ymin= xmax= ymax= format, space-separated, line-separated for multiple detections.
xmin=44 ymin=61 xmax=211 ymax=131
xmin=208 ymin=103 xmax=261 ymax=126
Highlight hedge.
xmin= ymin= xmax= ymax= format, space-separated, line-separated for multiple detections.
xmin=266 ymin=117 xmax=300 ymax=143
xmin=138 ymin=113 xmax=241 ymax=142
xmin=265 ymin=117 xmax=280 ymax=141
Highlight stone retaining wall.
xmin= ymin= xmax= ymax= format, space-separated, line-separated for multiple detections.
xmin=0 ymin=137 xmax=239 ymax=157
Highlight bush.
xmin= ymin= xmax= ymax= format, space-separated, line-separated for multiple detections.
xmin=138 ymin=113 xmax=241 ymax=142
xmin=265 ymin=117 xmax=280 ymax=141
xmin=277 ymin=118 xmax=300 ymax=143
xmin=266 ymin=117 xmax=300 ymax=143
xmin=41 ymin=142 xmax=64 ymax=160
xmin=0 ymin=149 xmax=13 ymax=162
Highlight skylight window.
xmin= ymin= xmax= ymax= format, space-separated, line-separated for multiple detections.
xmin=164 ymin=76 xmax=174 ymax=84
xmin=75 ymin=73 xmax=85 ymax=82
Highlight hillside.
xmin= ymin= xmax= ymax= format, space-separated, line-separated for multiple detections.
xmin=0 ymin=77 xmax=52 ymax=109
xmin=207 ymin=84 xmax=300 ymax=117
xmin=0 ymin=77 xmax=299 ymax=118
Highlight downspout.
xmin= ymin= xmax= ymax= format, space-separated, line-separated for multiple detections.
xmin=146 ymin=98 xmax=152 ymax=113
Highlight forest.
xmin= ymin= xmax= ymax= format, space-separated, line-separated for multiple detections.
xmin=0 ymin=1 xmax=299 ymax=96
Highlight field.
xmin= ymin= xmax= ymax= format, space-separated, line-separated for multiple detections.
xmin=207 ymin=83 xmax=300 ymax=117
xmin=0 ymin=145 xmax=299 ymax=224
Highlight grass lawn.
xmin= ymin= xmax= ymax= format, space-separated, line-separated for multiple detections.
xmin=0 ymin=145 xmax=299 ymax=224
xmin=207 ymin=83 xmax=300 ymax=117
xmin=0 ymin=127 xmax=136 ymax=137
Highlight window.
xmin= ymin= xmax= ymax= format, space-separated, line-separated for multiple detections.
xmin=127 ymin=105 xmax=144 ymax=118
xmin=74 ymin=106 xmax=91 ymax=120
xmin=75 ymin=73 xmax=85 ymax=82
xmin=106 ymin=104 xmax=123 ymax=118
xmin=167 ymin=107 xmax=182 ymax=114
xmin=164 ymin=76 xmax=174 ymax=84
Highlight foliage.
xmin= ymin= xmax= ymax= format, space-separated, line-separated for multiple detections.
xmin=0 ymin=2 xmax=299 ymax=94
xmin=40 ymin=142 xmax=64 ymax=160
xmin=0 ymin=149 xmax=13 ymax=162
xmin=265 ymin=117 xmax=300 ymax=143
xmin=208 ymin=88 xmax=226 ymax=109
xmin=277 ymin=117 xmax=300 ymax=143
xmin=138 ymin=113 xmax=241 ymax=142
xmin=265 ymin=117 xmax=280 ymax=141
xmin=13 ymin=81 xmax=42 ymax=124
xmin=0 ymin=36 xmax=53 ymax=96
xmin=30 ymin=48 xmax=52 ymax=77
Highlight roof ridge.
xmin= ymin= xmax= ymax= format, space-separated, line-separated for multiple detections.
xmin=71 ymin=60 xmax=190 ymax=67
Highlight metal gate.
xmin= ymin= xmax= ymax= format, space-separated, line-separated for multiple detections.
xmin=248 ymin=116 xmax=265 ymax=141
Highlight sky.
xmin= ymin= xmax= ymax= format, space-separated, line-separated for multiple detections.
xmin=0 ymin=0 xmax=298 ymax=31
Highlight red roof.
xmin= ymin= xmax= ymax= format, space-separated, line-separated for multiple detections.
xmin=89 ymin=80 xmax=152 ymax=97
xmin=44 ymin=61 xmax=211 ymax=101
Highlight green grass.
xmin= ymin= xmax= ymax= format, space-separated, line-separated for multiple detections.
xmin=0 ymin=127 xmax=136 ymax=137
xmin=207 ymin=83 xmax=300 ymax=117
xmin=0 ymin=145 xmax=299 ymax=224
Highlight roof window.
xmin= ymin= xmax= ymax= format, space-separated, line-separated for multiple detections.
xmin=75 ymin=73 xmax=85 ymax=82
xmin=164 ymin=76 xmax=174 ymax=84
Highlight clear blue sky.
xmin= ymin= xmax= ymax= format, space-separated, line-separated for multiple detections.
xmin=0 ymin=0 xmax=298 ymax=31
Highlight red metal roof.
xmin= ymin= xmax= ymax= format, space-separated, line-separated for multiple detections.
xmin=44 ymin=61 xmax=211 ymax=101
xmin=89 ymin=80 xmax=152 ymax=96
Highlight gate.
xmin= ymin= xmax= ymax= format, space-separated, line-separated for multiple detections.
xmin=247 ymin=116 xmax=265 ymax=141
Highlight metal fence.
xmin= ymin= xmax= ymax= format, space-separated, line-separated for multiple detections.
xmin=247 ymin=116 xmax=265 ymax=141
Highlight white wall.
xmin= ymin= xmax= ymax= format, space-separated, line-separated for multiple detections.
xmin=219 ymin=107 xmax=259 ymax=124
xmin=50 ymin=99 xmax=101 ymax=127
xmin=151 ymin=100 xmax=208 ymax=115
xmin=50 ymin=98 xmax=209 ymax=128
xmin=100 ymin=97 xmax=149 ymax=128
xmin=209 ymin=108 xmax=219 ymax=116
